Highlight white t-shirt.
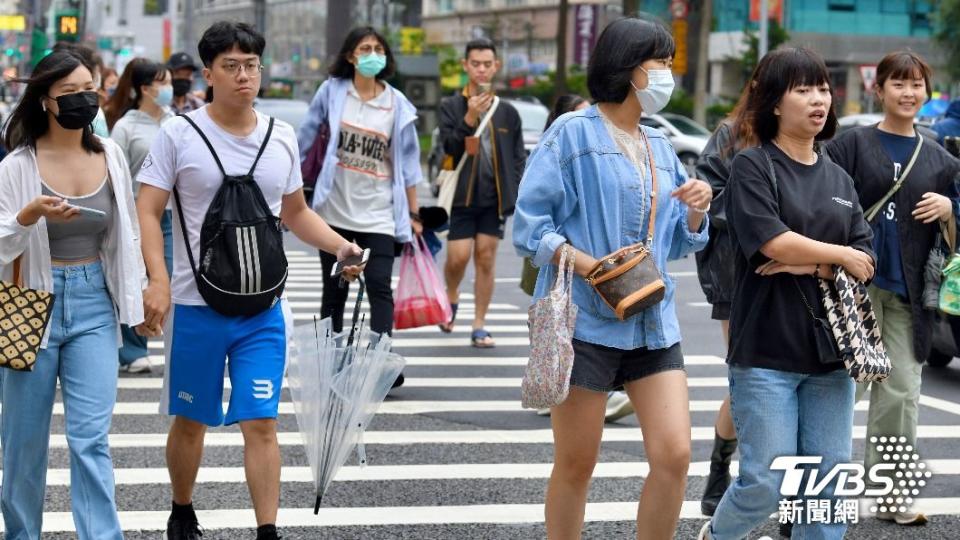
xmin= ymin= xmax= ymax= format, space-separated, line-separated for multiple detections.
xmin=138 ymin=106 xmax=303 ymax=305
xmin=319 ymin=83 xmax=396 ymax=236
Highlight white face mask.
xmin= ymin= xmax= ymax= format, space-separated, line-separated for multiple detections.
xmin=632 ymin=67 xmax=675 ymax=114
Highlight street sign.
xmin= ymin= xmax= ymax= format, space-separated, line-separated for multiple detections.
xmin=55 ymin=11 xmax=80 ymax=42
xmin=670 ymin=0 xmax=689 ymax=19
xmin=860 ymin=64 xmax=877 ymax=92
xmin=672 ymin=19 xmax=688 ymax=75
xmin=0 ymin=15 xmax=25 ymax=31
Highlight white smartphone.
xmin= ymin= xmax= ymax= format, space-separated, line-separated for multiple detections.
xmin=68 ymin=204 xmax=107 ymax=220
xmin=330 ymin=248 xmax=371 ymax=277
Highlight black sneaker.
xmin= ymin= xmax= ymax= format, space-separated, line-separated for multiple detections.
xmin=167 ymin=515 xmax=203 ymax=539
xmin=391 ymin=372 xmax=405 ymax=389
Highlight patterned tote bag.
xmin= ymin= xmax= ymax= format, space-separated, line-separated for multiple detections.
xmin=0 ymin=257 xmax=55 ymax=371
xmin=818 ymin=268 xmax=891 ymax=383
xmin=521 ymin=245 xmax=578 ymax=409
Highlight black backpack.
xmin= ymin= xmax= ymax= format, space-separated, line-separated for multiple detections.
xmin=173 ymin=114 xmax=288 ymax=317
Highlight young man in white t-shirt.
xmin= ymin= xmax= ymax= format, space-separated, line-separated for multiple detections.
xmin=136 ymin=22 xmax=364 ymax=540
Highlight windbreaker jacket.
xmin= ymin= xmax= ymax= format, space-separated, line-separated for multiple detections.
xmin=513 ymin=105 xmax=709 ymax=350
xmin=438 ymin=91 xmax=525 ymax=217
xmin=825 ymin=125 xmax=960 ymax=362
xmin=694 ymin=122 xmax=737 ymax=308
xmin=0 ymin=137 xmax=148 ymax=346
xmin=297 ymin=77 xmax=423 ymax=244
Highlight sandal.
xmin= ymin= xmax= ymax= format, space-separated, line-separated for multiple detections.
xmin=471 ymin=328 xmax=495 ymax=348
xmin=439 ymin=303 xmax=458 ymax=333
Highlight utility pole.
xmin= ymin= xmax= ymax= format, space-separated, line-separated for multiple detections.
xmin=693 ymin=0 xmax=711 ymax=125
xmin=182 ymin=0 xmax=194 ymax=52
xmin=554 ymin=0 xmax=569 ymax=100
xmin=758 ymin=0 xmax=769 ymax=59
xmin=623 ymin=0 xmax=640 ymax=17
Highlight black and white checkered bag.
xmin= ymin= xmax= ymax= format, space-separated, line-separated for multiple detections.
xmin=818 ymin=268 xmax=891 ymax=383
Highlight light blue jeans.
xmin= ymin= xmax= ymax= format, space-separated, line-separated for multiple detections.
xmin=1 ymin=262 xmax=122 ymax=540
xmin=120 ymin=209 xmax=172 ymax=365
xmin=708 ymin=365 xmax=855 ymax=540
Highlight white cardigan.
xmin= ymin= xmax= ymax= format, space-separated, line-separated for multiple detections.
xmin=0 ymin=136 xmax=147 ymax=346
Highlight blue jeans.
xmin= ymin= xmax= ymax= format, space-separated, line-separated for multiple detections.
xmin=120 ymin=209 xmax=173 ymax=365
xmin=1 ymin=262 xmax=122 ymax=540
xmin=708 ymin=366 xmax=854 ymax=540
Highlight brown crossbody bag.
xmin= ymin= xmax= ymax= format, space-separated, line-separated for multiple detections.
xmin=584 ymin=131 xmax=666 ymax=320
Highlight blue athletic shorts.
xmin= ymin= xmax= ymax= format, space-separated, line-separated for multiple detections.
xmin=161 ymin=300 xmax=291 ymax=426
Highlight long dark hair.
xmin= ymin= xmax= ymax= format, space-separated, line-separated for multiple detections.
xmin=742 ymin=47 xmax=838 ymax=143
xmin=3 ymin=50 xmax=104 ymax=153
xmin=720 ymin=81 xmax=759 ymax=159
xmin=104 ymin=58 xmax=170 ymax=130
xmin=545 ymin=94 xmax=587 ymax=131
xmin=328 ymin=26 xmax=396 ymax=80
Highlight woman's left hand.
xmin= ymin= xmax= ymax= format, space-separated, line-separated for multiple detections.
xmin=756 ymin=260 xmax=816 ymax=276
xmin=912 ymin=192 xmax=953 ymax=224
xmin=672 ymin=178 xmax=712 ymax=211
xmin=411 ymin=218 xmax=423 ymax=236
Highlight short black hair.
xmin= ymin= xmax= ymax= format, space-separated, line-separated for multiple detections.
xmin=465 ymin=38 xmax=497 ymax=59
xmin=53 ymin=42 xmax=100 ymax=74
xmin=587 ymin=18 xmax=675 ymax=103
xmin=746 ymin=47 xmax=838 ymax=142
xmin=328 ymin=26 xmax=397 ymax=80
xmin=197 ymin=21 xmax=265 ymax=68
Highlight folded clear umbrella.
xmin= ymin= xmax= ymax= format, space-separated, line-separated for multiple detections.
xmin=286 ymin=278 xmax=405 ymax=513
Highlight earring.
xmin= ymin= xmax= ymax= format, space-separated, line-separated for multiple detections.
xmin=41 ymin=102 xmax=46 ymax=112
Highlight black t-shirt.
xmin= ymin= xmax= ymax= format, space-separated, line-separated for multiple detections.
xmin=727 ymin=143 xmax=875 ymax=374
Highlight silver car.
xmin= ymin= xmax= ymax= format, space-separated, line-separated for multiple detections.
xmin=640 ymin=112 xmax=711 ymax=175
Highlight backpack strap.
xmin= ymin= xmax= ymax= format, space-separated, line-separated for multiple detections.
xmin=172 ymin=186 xmax=201 ymax=285
xmin=179 ymin=114 xmax=227 ymax=177
xmin=248 ymin=116 xmax=275 ymax=177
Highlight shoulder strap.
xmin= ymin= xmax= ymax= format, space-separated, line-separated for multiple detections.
xmin=864 ymin=135 xmax=924 ymax=222
xmin=172 ymin=187 xmax=201 ymax=284
xmin=12 ymin=256 xmax=22 ymax=288
xmin=248 ymin=116 xmax=275 ymax=177
xmin=179 ymin=114 xmax=226 ymax=176
xmin=640 ymin=130 xmax=658 ymax=246
xmin=450 ymin=96 xmax=501 ymax=177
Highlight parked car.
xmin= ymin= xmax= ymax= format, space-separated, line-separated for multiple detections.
xmin=426 ymin=97 xmax=550 ymax=196
xmin=640 ymin=112 xmax=710 ymax=175
xmin=837 ymin=113 xmax=936 ymax=140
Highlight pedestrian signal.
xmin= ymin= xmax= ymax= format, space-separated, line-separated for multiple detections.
xmin=56 ymin=13 xmax=79 ymax=42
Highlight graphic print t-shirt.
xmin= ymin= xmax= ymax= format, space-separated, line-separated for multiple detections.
xmin=870 ymin=128 xmax=918 ymax=298
xmin=319 ymin=83 xmax=396 ymax=236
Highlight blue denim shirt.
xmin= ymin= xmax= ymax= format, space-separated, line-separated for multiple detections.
xmin=512 ymin=105 xmax=708 ymax=350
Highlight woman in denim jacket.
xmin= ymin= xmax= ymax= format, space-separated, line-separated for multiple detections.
xmin=513 ymin=18 xmax=710 ymax=539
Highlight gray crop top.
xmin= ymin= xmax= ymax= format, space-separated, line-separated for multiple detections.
xmin=42 ymin=175 xmax=115 ymax=262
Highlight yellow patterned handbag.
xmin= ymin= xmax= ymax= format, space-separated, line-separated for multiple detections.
xmin=0 ymin=257 xmax=55 ymax=371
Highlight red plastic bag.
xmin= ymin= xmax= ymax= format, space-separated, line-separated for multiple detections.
xmin=394 ymin=236 xmax=453 ymax=330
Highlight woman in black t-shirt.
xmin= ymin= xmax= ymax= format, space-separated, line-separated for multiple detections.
xmin=824 ymin=51 xmax=960 ymax=527
xmin=698 ymin=49 xmax=876 ymax=540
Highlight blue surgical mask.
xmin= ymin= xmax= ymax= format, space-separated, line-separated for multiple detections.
xmin=356 ymin=53 xmax=387 ymax=78
xmin=632 ymin=68 xmax=675 ymax=114
xmin=154 ymin=85 xmax=174 ymax=107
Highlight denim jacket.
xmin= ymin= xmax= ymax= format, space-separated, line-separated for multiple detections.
xmin=297 ymin=77 xmax=422 ymax=243
xmin=513 ymin=105 xmax=708 ymax=350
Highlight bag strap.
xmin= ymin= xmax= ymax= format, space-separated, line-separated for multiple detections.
xmin=449 ymin=96 xmax=501 ymax=178
xmin=180 ymin=114 xmax=227 ymax=177
xmin=640 ymin=130 xmax=658 ymax=247
xmin=172 ymin=187 xmax=201 ymax=284
xmin=12 ymin=256 xmax=22 ymax=288
xmin=941 ymin=215 xmax=957 ymax=255
xmin=247 ymin=116 xmax=275 ymax=177
xmin=864 ymin=135 xmax=924 ymax=222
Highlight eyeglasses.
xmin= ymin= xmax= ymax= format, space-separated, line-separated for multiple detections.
xmin=221 ymin=60 xmax=263 ymax=76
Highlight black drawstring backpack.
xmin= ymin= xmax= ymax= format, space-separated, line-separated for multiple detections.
xmin=173 ymin=114 xmax=288 ymax=317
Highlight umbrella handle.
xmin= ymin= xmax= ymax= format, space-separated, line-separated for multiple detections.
xmin=346 ymin=277 xmax=366 ymax=348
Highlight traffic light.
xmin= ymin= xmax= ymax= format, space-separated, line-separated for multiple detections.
xmin=55 ymin=11 xmax=80 ymax=42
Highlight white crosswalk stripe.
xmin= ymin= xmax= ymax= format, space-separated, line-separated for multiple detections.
xmin=12 ymin=248 xmax=960 ymax=537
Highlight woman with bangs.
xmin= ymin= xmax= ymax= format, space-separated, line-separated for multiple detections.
xmin=699 ymin=48 xmax=875 ymax=540
xmin=824 ymin=51 xmax=960 ymax=527
xmin=513 ymin=17 xmax=712 ymax=539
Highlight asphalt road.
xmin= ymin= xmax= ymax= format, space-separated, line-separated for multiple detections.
xmin=11 ymin=197 xmax=960 ymax=539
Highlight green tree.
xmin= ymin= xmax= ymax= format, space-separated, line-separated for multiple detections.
xmin=934 ymin=0 xmax=960 ymax=81
xmin=737 ymin=18 xmax=789 ymax=77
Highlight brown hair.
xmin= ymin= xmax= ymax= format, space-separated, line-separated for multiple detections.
xmin=721 ymin=81 xmax=759 ymax=158
xmin=104 ymin=58 xmax=169 ymax=130
xmin=875 ymin=50 xmax=931 ymax=97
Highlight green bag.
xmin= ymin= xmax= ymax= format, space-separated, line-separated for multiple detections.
xmin=939 ymin=254 xmax=960 ymax=315
xmin=520 ymin=257 xmax=539 ymax=296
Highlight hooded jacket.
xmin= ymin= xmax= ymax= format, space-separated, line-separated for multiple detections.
xmin=825 ymin=125 xmax=960 ymax=362
xmin=933 ymin=100 xmax=960 ymax=145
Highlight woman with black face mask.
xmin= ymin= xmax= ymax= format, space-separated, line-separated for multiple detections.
xmin=0 ymin=50 xmax=146 ymax=539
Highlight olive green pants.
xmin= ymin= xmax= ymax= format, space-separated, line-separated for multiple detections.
xmin=855 ymin=285 xmax=924 ymax=473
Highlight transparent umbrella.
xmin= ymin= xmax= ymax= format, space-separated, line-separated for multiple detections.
xmin=286 ymin=278 xmax=405 ymax=513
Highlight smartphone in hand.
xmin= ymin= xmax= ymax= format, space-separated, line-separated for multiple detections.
xmin=68 ymin=204 xmax=107 ymax=220
xmin=330 ymin=248 xmax=371 ymax=277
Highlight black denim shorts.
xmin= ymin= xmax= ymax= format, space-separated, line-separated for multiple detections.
xmin=569 ymin=340 xmax=685 ymax=392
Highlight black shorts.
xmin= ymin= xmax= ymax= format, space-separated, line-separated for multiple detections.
xmin=448 ymin=206 xmax=504 ymax=240
xmin=569 ymin=340 xmax=685 ymax=393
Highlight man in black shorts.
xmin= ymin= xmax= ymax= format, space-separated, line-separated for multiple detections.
xmin=438 ymin=38 xmax=525 ymax=347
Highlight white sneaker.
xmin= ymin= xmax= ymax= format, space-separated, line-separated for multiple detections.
xmin=604 ymin=392 xmax=634 ymax=422
xmin=697 ymin=521 xmax=711 ymax=540
xmin=124 ymin=357 xmax=152 ymax=374
xmin=536 ymin=408 xmax=551 ymax=416
xmin=876 ymin=509 xmax=928 ymax=526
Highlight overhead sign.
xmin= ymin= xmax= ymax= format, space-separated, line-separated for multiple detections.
xmin=672 ymin=19 xmax=688 ymax=75
xmin=860 ymin=64 xmax=877 ymax=92
xmin=0 ymin=15 xmax=25 ymax=31
xmin=750 ymin=0 xmax=784 ymax=24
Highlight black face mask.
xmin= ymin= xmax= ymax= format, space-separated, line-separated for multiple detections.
xmin=50 ymin=91 xmax=99 ymax=130
xmin=172 ymin=79 xmax=192 ymax=97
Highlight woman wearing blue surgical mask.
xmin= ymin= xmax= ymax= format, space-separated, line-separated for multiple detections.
xmin=106 ymin=58 xmax=175 ymax=374
xmin=297 ymin=26 xmax=423 ymax=389
xmin=513 ymin=18 xmax=711 ymax=538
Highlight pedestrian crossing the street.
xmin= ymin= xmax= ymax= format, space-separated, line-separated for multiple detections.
xmin=8 ymin=248 xmax=960 ymax=538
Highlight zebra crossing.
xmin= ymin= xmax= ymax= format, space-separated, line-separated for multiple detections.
xmin=10 ymin=247 xmax=960 ymax=539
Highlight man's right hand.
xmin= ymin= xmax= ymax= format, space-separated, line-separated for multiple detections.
xmin=142 ymin=279 xmax=171 ymax=331
xmin=839 ymin=247 xmax=875 ymax=283
xmin=17 ymin=196 xmax=79 ymax=226
xmin=465 ymin=92 xmax=494 ymax=127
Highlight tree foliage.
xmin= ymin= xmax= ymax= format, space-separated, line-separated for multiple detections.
xmin=934 ymin=0 xmax=960 ymax=81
